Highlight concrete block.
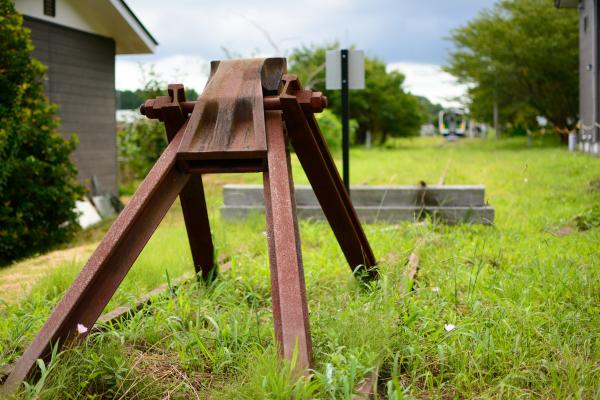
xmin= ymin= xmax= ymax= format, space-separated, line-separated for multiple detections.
xmin=223 ymin=184 xmax=486 ymax=207
xmin=221 ymin=184 xmax=494 ymax=225
xmin=221 ymin=205 xmax=494 ymax=225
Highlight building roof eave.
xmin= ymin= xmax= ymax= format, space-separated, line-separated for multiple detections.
xmin=15 ymin=0 xmax=157 ymax=54
xmin=111 ymin=0 xmax=158 ymax=53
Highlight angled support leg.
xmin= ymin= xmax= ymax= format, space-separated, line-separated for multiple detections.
xmin=263 ymin=111 xmax=312 ymax=371
xmin=4 ymin=129 xmax=190 ymax=391
xmin=179 ymin=175 xmax=215 ymax=279
xmin=161 ymin=85 xmax=215 ymax=280
xmin=303 ymin=111 xmax=376 ymax=267
xmin=280 ymin=93 xmax=377 ymax=278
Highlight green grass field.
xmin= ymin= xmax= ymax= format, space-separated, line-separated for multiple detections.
xmin=1 ymin=136 xmax=599 ymax=399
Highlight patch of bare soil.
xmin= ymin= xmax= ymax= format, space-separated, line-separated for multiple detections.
xmin=126 ymin=344 xmax=224 ymax=396
xmin=0 ymin=242 xmax=98 ymax=304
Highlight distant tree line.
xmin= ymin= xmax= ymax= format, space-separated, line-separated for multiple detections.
xmin=117 ymin=87 xmax=199 ymax=110
xmin=445 ymin=0 xmax=579 ymax=138
xmin=416 ymin=96 xmax=444 ymax=126
xmin=288 ymin=43 xmax=426 ymax=144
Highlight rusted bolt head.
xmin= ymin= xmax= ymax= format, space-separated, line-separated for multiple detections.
xmin=310 ymin=92 xmax=327 ymax=113
xmin=140 ymin=99 xmax=158 ymax=119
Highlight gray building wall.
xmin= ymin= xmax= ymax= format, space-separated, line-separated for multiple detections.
xmin=23 ymin=16 xmax=118 ymax=194
xmin=579 ymin=0 xmax=599 ymax=154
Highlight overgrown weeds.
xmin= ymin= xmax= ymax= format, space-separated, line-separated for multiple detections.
xmin=1 ymin=137 xmax=599 ymax=398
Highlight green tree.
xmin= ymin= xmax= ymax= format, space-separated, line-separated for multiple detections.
xmin=117 ymin=67 xmax=196 ymax=185
xmin=445 ymin=0 xmax=579 ymax=136
xmin=314 ymin=109 xmax=358 ymax=149
xmin=288 ymin=43 xmax=424 ymax=144
xmin=116 ymin=90 xmax=141 ymax=110
xmin=416 ymin=96 xmax=443 ymax=125
xmin=117 ymin=117 xmax=167 ymax=185
xmin=0 ymin=0 xmax=84 ymax=264
xmin=116 ymin=66 xmax=199 ymax=110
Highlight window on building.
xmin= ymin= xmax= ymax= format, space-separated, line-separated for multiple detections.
xmin=43 ymin=0 xmax=55 ymax=17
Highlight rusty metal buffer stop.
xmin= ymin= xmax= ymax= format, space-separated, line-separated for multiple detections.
xmin=3 ymin=57 xmax=377 ymax=391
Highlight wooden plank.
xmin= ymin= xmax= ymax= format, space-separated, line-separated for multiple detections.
xmin=95 ymin=275 xmax=191 ymax=329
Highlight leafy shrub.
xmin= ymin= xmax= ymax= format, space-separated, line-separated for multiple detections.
xmin=117 ymin=118 xmax=166 ymax=186
xmin=315 ymin=109 xmax=357 ymax=150
xmin=0 ymin=0 xmax=83 ymax=264
xmin=116 ymin=66 xmax=169 ymax=193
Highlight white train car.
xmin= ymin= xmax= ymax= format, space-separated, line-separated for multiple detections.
xmin=438 ymin=109 xmax=467 ymax=137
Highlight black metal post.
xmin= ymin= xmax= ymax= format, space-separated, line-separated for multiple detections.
xmin=341 ymin=49 xmax=350 ymax=193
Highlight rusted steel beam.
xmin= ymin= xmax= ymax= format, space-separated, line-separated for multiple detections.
xmin=0 ymin=275 xmax=193 ymax=389
xmin=4 ymin=128 xmax=190 ymax=391
xmin=263 ymin=110 xmax=312 ymax=371
xmin=0 ymin=364 xmax=12 ymax=386
xmin=303 ymin=110 xmax=377 ymax=271
xmin=279 ymin=78 xmax=377 ymax=278
xmin=140 ymin=93 xmax=327 ymax=117
xmin=181 ymin=159 xmax=265 ymax=175
xmin=147 ymin=84 xmax=216 ymax=280
xmin=177 ymin=59 xmax=269 ymax=162
xmin=178 ymin=176 xmax=215 ymax=279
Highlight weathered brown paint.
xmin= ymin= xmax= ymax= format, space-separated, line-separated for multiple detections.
xmin=279 ymin=76 xmax=377 ymax=278
xmin=157 ymin=84 xmax=216 ymax=279
xmin=4 ymin=58 xmax=376 ymax=392
xmin=4 ymin=128 xmax=189 ymax=392
xmin=263 ymin=110 xmax=312 ymax=370
xmin=177 ymin=59 xmax=269 ymax=162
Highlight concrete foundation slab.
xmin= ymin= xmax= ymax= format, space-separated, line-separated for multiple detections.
xmin=221 ymin=184 xmax=494 ymax=225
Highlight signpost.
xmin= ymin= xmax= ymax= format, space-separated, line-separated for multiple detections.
xmin=326 ymin=49 xmax=365 ymax=192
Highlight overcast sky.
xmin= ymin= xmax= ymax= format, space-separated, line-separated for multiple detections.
xmin=117 ymin=0 xmax=497 ymax=106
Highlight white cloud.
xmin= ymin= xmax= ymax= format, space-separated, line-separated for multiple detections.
xmin=387 ymin=62 xmax=470 ymax=108
xmin=115 ymin=56 xmax=470 ymax=111
xmin=116 ymin=54 xmax=210 ymax=92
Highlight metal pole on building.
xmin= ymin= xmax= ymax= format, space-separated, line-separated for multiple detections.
xmin=341 ymin=49 xmax=350 ymax=192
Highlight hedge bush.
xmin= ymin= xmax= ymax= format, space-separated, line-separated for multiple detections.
xmin=0 ymin=0 xmax=83 ymax=264
xmin=117 ymin=118 xmax=166 ymax=187
xmin=315 ymin=109 xmax=357 ymax=150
